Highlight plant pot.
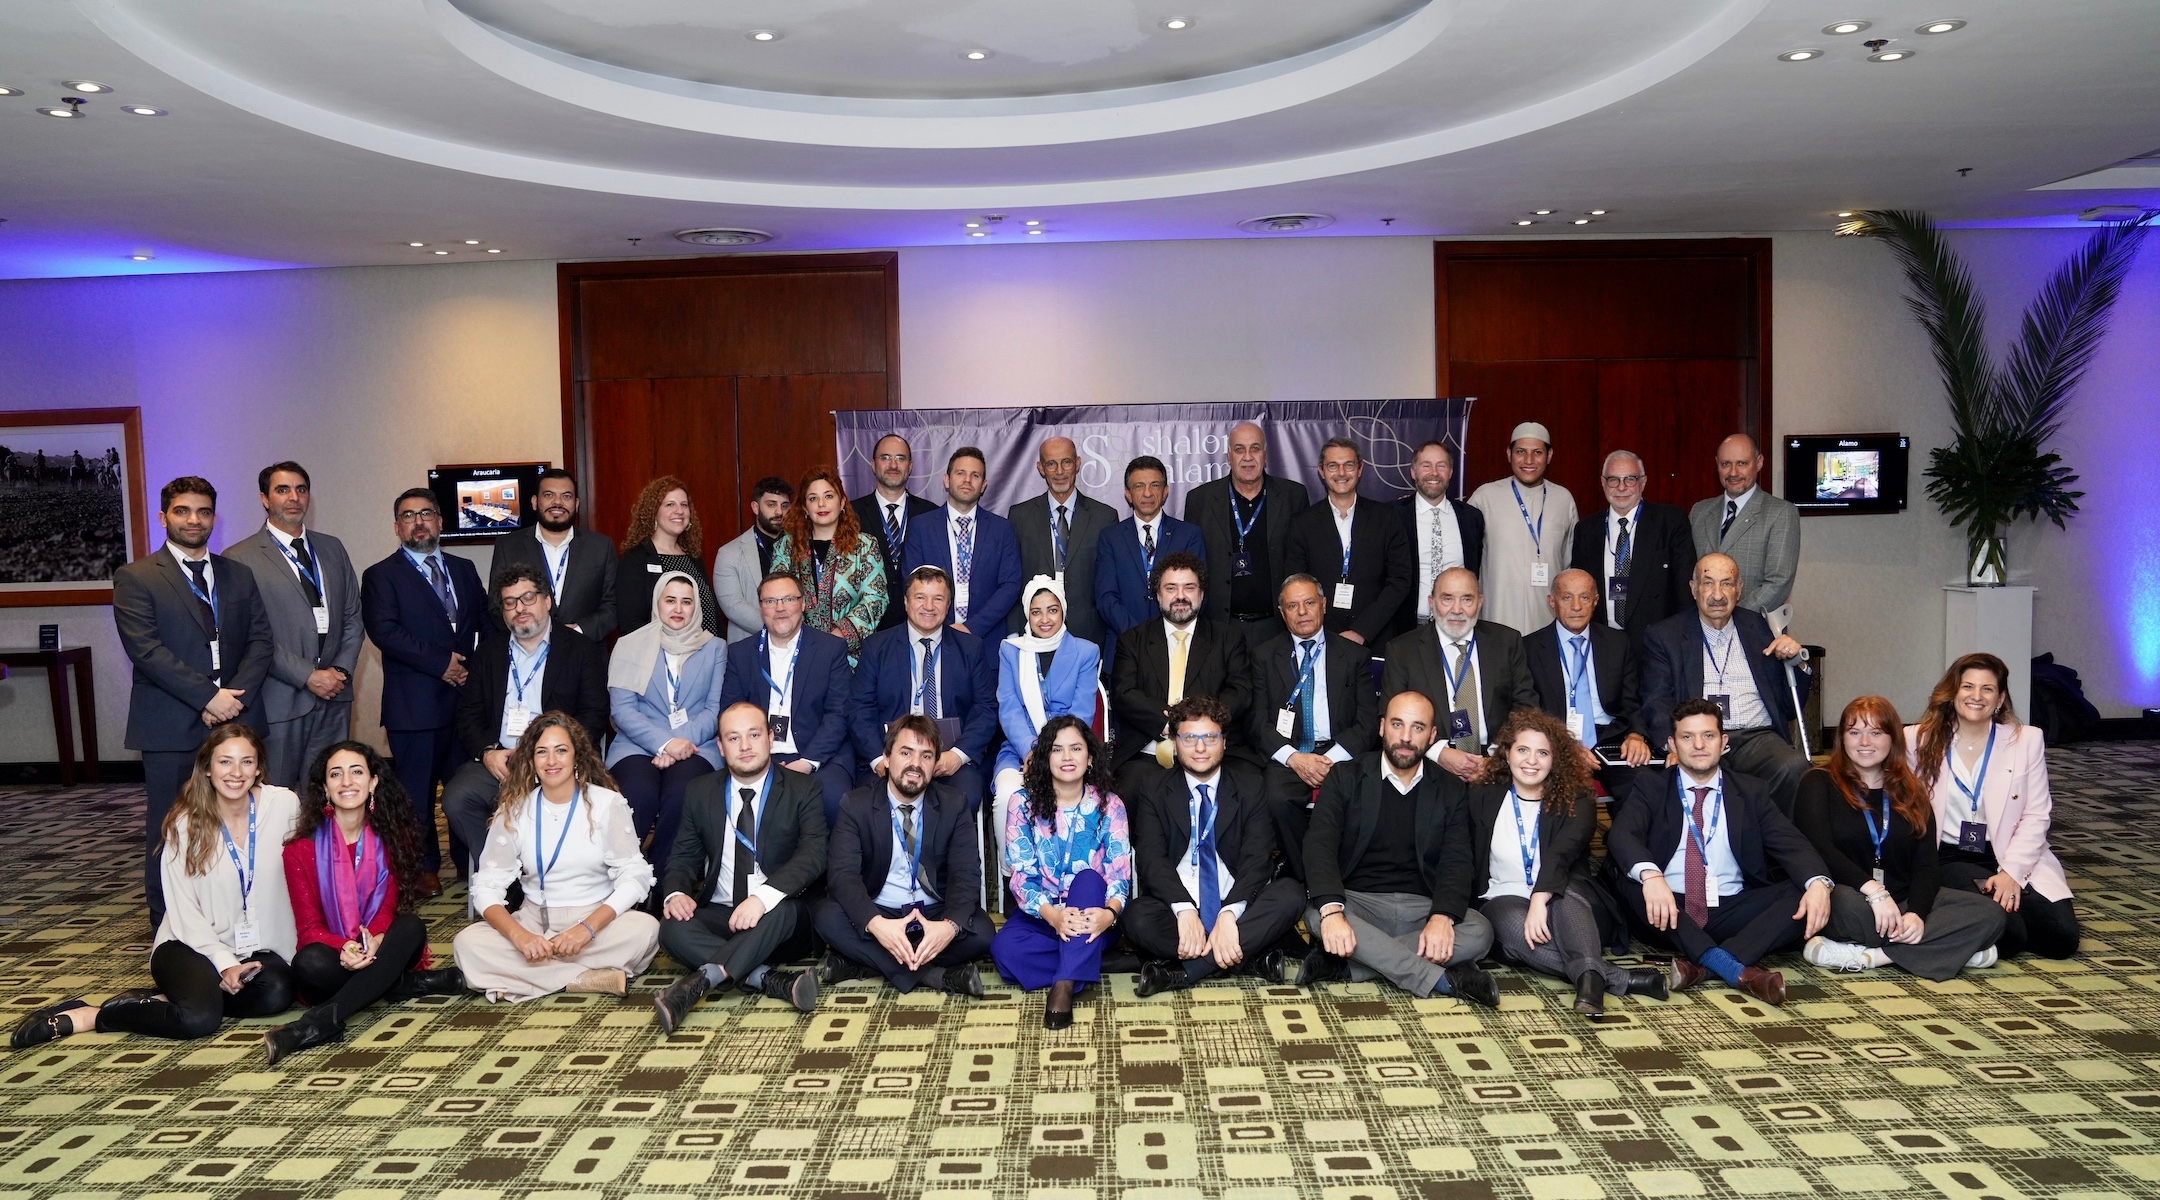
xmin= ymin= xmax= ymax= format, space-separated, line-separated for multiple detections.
xmin=1967 ymin=530 xmax=2007 ymax=586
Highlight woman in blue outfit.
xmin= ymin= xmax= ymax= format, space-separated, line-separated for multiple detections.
xmin=993 ymin=576 xmax=1102 ymax=880
xmin=605 ymin=570 xmax=725 ymax=871
xmin=994 ymin=715 xmax=1132 ymax=1029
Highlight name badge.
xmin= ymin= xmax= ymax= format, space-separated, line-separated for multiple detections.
xmin=1567 ymin=710 xmax=1590 ymax=746
xmin=1707 ymin=693 xmax=1732 ymax=722
xmin=668 ymin=708 xmax=690 ymax=730
xmin=1705 ymin=889 xmax=1719 ymax=909
xmin=647 ymin=563 xmax=663 ymax=573
xmin=1448 ymin=708 xmax=1473 ymax=741
xmin=504 ymin=705 xmax=534 ymax=741
xmin=1872 ymin=867 xmax=1886 ymax=885
xmin=209 ymin=642 xmax=222 ymax=673
xmin=1608 ymin=576 xmax=1629 ymax=607
xmin=231 ymin=921 xmax=260 ymax=954
xmin=1231 ymin=551 xmax=1253 ymax=578
xmin=767 ymin=714 xmax=791 ymax=744
xmin=1276 ymin=709 xmax=1297 ymax=739
xmin=1333 ymin=582 xmax=1355 ymax=609
xmin=1531 ymin=562 xmax=1551 ymax=588
xmin=313 ymin=605 xmax=331 ymax=635
xmin=1957 ymin=821 xmax=1988 ymax=853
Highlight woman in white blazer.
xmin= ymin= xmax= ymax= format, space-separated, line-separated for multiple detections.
xmin=607 ymin=571 xmax=726 ymax=869
xmin=11 ymin=725 xmax=299 ymax=1046
xmin=1906 ymin=653 xmax=2077 ymax=960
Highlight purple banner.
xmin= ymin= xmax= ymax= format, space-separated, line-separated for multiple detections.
xmin=835 ymin=399 xmax=1473 ymax=520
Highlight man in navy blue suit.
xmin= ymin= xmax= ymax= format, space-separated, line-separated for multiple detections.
xmin=1095 ymin=455 xmax=1206 ymax=645
xmin=850 ymin=567 xmax=998 ymax=814
xmin=900 ymin=447 xmax=1021 ymax=638
xmin=718 ymin=571 xmax=858 ymax=824
xmin=361 ymin=487 xmax=486 ymax=894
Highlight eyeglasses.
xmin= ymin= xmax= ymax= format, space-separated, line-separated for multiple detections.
xmin=501 ymin=591 xmax=549 ymax=610
xmin=760 ymin=595 xmax=804 ymax=608
xmin=1602 ymin=474 xmax=1646 ymax=487
xmin=1318 ymin=462 xmax=1361 ymax=474
xmin=1175 ymin=732 xmax=1223 ymax=748
xmin=875 ymin=453 xmax=911 ymax=464
xmin=396 ymin=508 xmax=440 ymax=522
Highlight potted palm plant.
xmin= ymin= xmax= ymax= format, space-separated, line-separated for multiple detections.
xmin=1848 ymin=209 xmax=2153 ymax=584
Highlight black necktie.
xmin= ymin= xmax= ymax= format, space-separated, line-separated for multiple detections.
xmin=288 ymin=536 xmax=324 ymax=606
xmin=1720 ymin=499 xmax=1738 ymax=542
xmin=1055 ymin=504 xmax=1070 ymax=571
xmin=183 ymin=558 xmax=217 ymax=634
xmin=732 ymin=786 xmax=757 ymax=905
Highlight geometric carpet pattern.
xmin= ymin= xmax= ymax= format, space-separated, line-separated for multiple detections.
xmin=3 ymin=743 xmax=2159 ymax=1200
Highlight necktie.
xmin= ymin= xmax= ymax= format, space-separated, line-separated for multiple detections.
xmin=955 ymin=516 xmax=975 ymax=618
xmin=1568 ymin=636 xmax=1594 ymax=745
xmin=1720 ymin=499 xmax=1738 ymax=542
xmin=1055 ymin=504 xmax=1070 ymax=572
xmin=183 ymin=558 xmax=216 ymax=631
xmin=1143 ymin=522 xmax=1156 ymax=562
xmin=1449 ymin=639 xmax=1479 ymax=752
xmin=1684 ymin=787 xmax=1711 ymax=927
xmin=885 ymin=503 xmax=902 ymax=560
xmin=425 ymin=555 xmax=456 ymax=626
xmin=898 ymin=802 xmax=937 ymax=899
xmin=1157 ymin=629 xmax=1191 ymax=767
xmin=1297 ymin=639 xmax=1318 ymax=753
xmin=1195 ymin=783 xmax=1221 ymax=928
xmin=288 ymin=536 xmax=323 ymax=605
xmin=918 ymin=638 xmax=940 ymax=719
xmin=733 ymin=786 xmax=757 ymax=906
xmin=1424 ymin=505 xmax=1444 ymax=618
xmin=1611 ymin=517 xmax=1632 ymax=625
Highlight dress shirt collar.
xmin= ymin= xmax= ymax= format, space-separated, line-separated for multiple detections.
xmin=168 ymin=541 xmax=210 ymax=566
xmin=908 ymin=624 xmax=945 ymax=651
xmin=947 ymin=500 xmax=978 ymax=520
xmin=1677 ymin=767 xmax=1724 ymax=797
xmin=1162 ymin=617 xmax=1197 ymax=645
xmin=263 ymin=520 xmax=308 ymax=543
xmin=1135 ymin=513 xmax=1162 ymax=539
xmin=1384 ymin=762 xmax=1425 ymax=795
xmin=1182 ymin=768 xmax=1222 ymax=797
xmin=1722 ymin=485 xmax=1758 ymax=515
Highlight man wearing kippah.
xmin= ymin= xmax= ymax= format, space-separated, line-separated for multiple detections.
xmin=1467 ymin=422 xmax=1578 ymax=635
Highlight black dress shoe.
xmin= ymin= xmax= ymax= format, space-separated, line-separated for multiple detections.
xmin=1043 ymin=979 xmax=1076 ymax=1030
xmin=1242 ymin=949 xmax=1287 ymax=985
xmin=817 ymin=951 xmax=879 ymax=987
xmin=386 ymin=967 xmax=467 ymax=1003
xmin=1295 ymin=950 xmax=1347 ymax=987
xmin=1444 ymin=964 xmax=1501 ymax=1008
xmin=9 ymin=999 xmax=86 ymax=1050
xmin=1573 ymin=972 xmax=1607 ymax=1018
xmin=1133 ymin=961 xmax=1191 ymax=999
xmin=762 ymin=968 xmax=818 ymax=1013
xmin=263 ymin=1006 xmax=344 ymax=1066
xmin=939 ymin=962 xmax=985 ymax=998
xmin=1625 ymin=967 xmax=1670 ymax=1002
xmin=652 ymin=972 xmax=712 ymax=1034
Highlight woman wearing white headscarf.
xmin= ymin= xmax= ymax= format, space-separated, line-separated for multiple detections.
xmin=994 ymin=576 xmax=1102 ymax=876
xmin=605 ymin=570 xmax=725 ymax=871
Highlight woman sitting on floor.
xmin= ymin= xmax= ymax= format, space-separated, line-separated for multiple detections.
xmin=993 ymin=715 xmax=1131 ymax=1030
xmin=992 ymin=575 xmax=1101 ymax=875
xmin=12 ymin=725 xmax=298 ymax=1047
xmin=454 ymin=713 xmax=660 ymax=1002
xmin=1469 ymin=709 xmax=1667 ymax=1018
xmin=264 ymin=741 xmax=465 ymax=1064
xmin=1797 ymin=695 xmax=2007 ymax=979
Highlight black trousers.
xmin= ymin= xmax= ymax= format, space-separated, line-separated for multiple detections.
xmin=1939 ymin=856 xmax=2080 ymax=960
xmin=812 ymin=899 xmax=995 ymax=992
xmin=1124 ymin=876 xmax=1306 ymax=984
xmin=610 ymin=755 xmax=716 ymax=874
xmin=290 ymin=912 xmax=429 ymax=1021
xmin=98 ymin=942 xmax=294 ymax=1040
xmin=1264 ymin=764 xmax=1325 ymax=882
xmin=386 ymin=724 xmax=464 ymax=871
xmin=659 ymin=898 xmax=799 ymax=983
xmin=141 ymin=750 xmax=195 ymax=929
xmin=1616 ymin=875 xmax=1804 ymax=969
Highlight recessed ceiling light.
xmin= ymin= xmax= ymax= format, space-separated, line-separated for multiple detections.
xmin=1837 ymin=211 xmax=1855 ymax=217
xmin=1162 ymin=17 xmax=1192 ymax=30
xmin=39 ymin=105 xmax=82 ymax=118
xmin=432 ymin=249 xmax=450 ymax=255
xmin=463 ymin=239 xmax=481 ymax=245
xmin=968 ymin=231 xmax=987 ymax=237
xmin=487 ymin=248 xmax=503 ymax=253
xmin=1027 ymin=229 xmax=1044 ymax=235
xmin=1822 ymin=20 xmax=1872 ymax=35
xmin=1776 ymin=48 xmax=1823 ymax=62
xmin=964 ymin=49 xmax=989 ymax=60
xmin=747 ymin=30 xmax=780 ymax=42
xmin=0 ymin=87 xmax=23 ymax=97
xmin=1532 ymin=209 xmax=1554 ymax=215
xmin=1587 ymin=209 xmax=1608 ymax=215
xmin=407 ymin=241 xmax=427 ymax=247
xmin=1573 ymin=218 xmax=1592 ymax=225
xmin=63 ymin=80 xmax=111 ymax=93
xmin=1868 ymin=48 xmax=1914 ymax=61
xmin=1917 ymin=19 xmax=1965 ymax=34
xmin=964 ymin=221 xmax=984 ymax=229
xmin=1024 ymin=219 xmax=1041 ymax=226
xmin=123 ymin=105 xmax=164 ymax=116
xmin=130 ymin=253 xmax=153 ymax=261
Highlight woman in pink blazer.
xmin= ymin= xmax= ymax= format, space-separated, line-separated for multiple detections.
xmin=1905 ymin=653 xmax=2077 ymax=960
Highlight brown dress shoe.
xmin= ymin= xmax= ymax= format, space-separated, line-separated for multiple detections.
xmin=416 ymin=872 xmax=443 ymax=899
xmin=1668 ymin=958 xmax=1709 ymax=992
xmin=1735 ymin=966 xmax=1786 ymax=1006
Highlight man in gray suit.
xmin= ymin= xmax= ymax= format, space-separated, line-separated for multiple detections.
xmin=1007 ymin=436 xmax=1117 ymax=643
xmin=1689 ymin=435 xmax=1800 ymax=614
xmin=490 ymin=468 xmax=619 ymax=640
xmin=1183 ymin=421 xmax=1310 ymax=648
xmin=222 ymin=461 xmax=363 ymax=788
xmin=713 ymin=475 xmax=792 ymax=642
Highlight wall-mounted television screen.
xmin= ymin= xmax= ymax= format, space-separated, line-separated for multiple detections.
xmin=427 ymin=463 xmax=548 ymax=541
xmin=1782 ymin=434 xmax=1909 ymax=516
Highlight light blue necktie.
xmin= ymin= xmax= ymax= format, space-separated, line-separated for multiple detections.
xmin=1569 ymin=635 xmax=1595 ymax=741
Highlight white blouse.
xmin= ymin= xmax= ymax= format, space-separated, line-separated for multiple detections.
xmin=1483 ymin=796 xmax=1542 ymax=902
xmin=471 ymin=785 xmax=653 ymax=915
xmin=155 ymin=786 xmax=302 ymax=970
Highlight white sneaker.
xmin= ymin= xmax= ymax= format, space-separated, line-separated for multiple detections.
xmin=1804 ymin=936 xmax=1872 ymax=972
xmin=1965 ymin=946 xmax=1999 ymax=969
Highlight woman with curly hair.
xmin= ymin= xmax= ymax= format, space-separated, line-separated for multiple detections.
xmin=769 ymin=467 xmax=887 ymax=660
xmin=12 ymin=725 xmax=298 ymax=1047
xmin=618 ymin=476 xmax=723 ymax=638
xmin=263 ymin=741 xmax=467 ymax=1063
xmin=1469 ymin=709 xmax=1666 ymax=1018
xmin=993 ymin=715 xmax=1131 ymax=1029
xmin=453 ymin=713 xmax=660 ymax=1002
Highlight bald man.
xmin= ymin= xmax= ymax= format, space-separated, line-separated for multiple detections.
xmin=1183 ymin=421 xmax=1310 ymax=648
xmin=1639 ymin=554 xmax=1813 ymax=815
xmin=1523 ymin=569 xmax=1650 ymax=794
xmin=1380 ymin=567 xmax=1539 ymax=783
xmin=1007 ymin=436 xmax=1118 ymax=642
xmin=1689 ymin=435 xmax=1800 ymax=613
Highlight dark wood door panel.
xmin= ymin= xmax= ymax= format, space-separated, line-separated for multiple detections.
xmin=1446 ymin=256 xmax=1757 ymax=363
xmin=1596 ymin=359 xmax=1743 ymax=509
xmin=1449 ymin=360 xmax=1601 ymax=503
xmin=734 ymin=373 xmax=889 ymax=528
xmin=580 ymin=377 xmax=739 ymax=555
xmin=577 ymin=270 xmax=890 ymax=381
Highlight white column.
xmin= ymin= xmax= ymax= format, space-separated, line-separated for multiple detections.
xmin=1943 ymin=586 xmax=2035 ymax=719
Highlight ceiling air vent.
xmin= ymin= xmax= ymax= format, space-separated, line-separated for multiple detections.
xmin=1236 ymin=213 xmax=1334 ymax=234
xmin=675 ymin=228 xmax=774 ymax=247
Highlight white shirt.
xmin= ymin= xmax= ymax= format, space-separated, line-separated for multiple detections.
xmin=1483 ymin=793 xmax=1542 ymax=901
xmin=155 ymin=787 xmax=301 ymax=971
xmin=1170 ymin=770 xmax=1245 ymax=922
xmin=1426 ymin=622 xmax=1487 ymax=762
xmin=706 ymin=770 xmax=787 ymax=912
xmin=1272 ymin=636 xmax=1352 ymax=766
xmin=906 ymin=626 xmax=945 ymax=717
xmin=1634 ymin=769 xmax=1743 ymax=899
xmin=1384 ymin=763 xmax=1426 ymax=796
xmin=1700 ymin=619 xmax=1769 ymax=730
xmin=538 ymin=527 xmax=575 ymax=598
xmin=1413 ymin=498 xmax=1464 ymax=619
xmin=472 ymin=786 xmax=654 ymax=916
xmin=1603 ymin=506 xmax=1639 ymax=627
xmin=1134 ymin=514 xmax=1164 ymax=560
xmin=168 ymin=541 xmax=214 ymax=595
xmin=1048 ymin=493 xmax=1077 ymax=573
xmin=501 ymin=627 xmax=551 ymax=747
xmin=874 ymin=788 xmax=933 ymax=909
xmin=1555 ymin=627 xmax=1613 ymax=745
xmin=764 ymin=631 xmax=800 ymax=754
xmin=944 ymin=504 xmax=978 ymax=621
xmin=1330 ymin=501 xmax=1356 ymax=559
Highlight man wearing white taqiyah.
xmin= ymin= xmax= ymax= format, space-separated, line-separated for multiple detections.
xmin=1468 ymin=422 xmax=1578 ymax=635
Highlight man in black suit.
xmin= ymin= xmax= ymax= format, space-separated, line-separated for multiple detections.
xmin=1296 ymin=691 xmax=1500 ymax=1005
xmin=1381 ymin=567 xmax=1539 ymax=783
xmin=1253 ymin=575 xmax=1376 ymax=882
xmin=652 ymin=702 xmax=829 ymax=1026
xmin=112 ymin=476 xmax=274 ymax=928
xmin=1525 ymin=569 xmax=1652 ymax=794
xmin=1605 ymin=700 xmax=1833 ymax=1006
xmin=1108 ymin=552 xmax=1255 ymax=803
xmin=1006 ymin=436 xmax=1117 ymax=643
xmin=814 ymin=717 xmax=993 ymax=996
xmin=440 ymin=563 xmax=611 ymax=861
xmin=852 ymin=434 xmax=938 ymax=632
xmin=1640 ymin=553 xmax=1813 ymax=814
xmin=1400 ymin=439 xmax=1485 ymax=637
xmin=490 ymin=468 xmax=619 ymax=640
xmin=1183 ymin=421 xmax=1310 ymax=648
xmin=1568 ymin=450 xmax=1695 ymax=651
xmin=1127 ymin=697 xmax=1304 ymax=995
xmin=1284 ymin=437 xmax=1414 ymax=648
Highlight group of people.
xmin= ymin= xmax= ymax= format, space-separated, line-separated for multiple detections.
xmin=15 ymin=419 xmax=2075 ymax=1053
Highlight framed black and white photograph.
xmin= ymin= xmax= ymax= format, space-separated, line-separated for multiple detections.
xmin=0 ymin=407 xmax=149 ymax=606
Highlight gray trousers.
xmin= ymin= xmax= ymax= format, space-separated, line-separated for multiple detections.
xmin=1826 ymin=885 xmax=2006 ymax=982
xmin=443 ymin=760 xmax=505 ymax=872
xmin=1726 ymin=728 xmax=1810 ymax=816
xmin=1307 ymin=891 xmax=1493 ymax=997
xmin=264 ymin=701 xmax=353 ymax=790
xmin=1481 ymin=890 xmax=1634 ymax=993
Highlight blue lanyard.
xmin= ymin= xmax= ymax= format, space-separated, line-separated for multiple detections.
xmin=276 ymin=536 xmax=322 ymax=594
xmin=1510 ymin=480 xmax=1546 ymax=555
xmin=544 ymin=541 xmax=569 ymax=595
xmin=1949 ymin=725 xmax=1995 ymax=814
xmin=509 ymin=640 xmax=550 ymax=704
xmin=1859 ymin=789 xmax=1891 ymax=865
xmin=218 ymin=791 xmax=258 ymax=917
xmin=1508 ymin=788 xmax=1540 ymax=883
xmin=662 ymin=653 xmax=681 ymax=711
xmin=735 ymin=772 xmax=773 ymax=858
xmin=1679 ymin=775 xmax=1724 ymax=865
xmin=758 ymin=631 xmax=798 ymax=706
xmin=1701 ymin=626 xmax=1736 ymax=685
xmin=914 ymin=638 xmax=941 ymax=712
xmin=890 ymin=802 xmax=924 ymax=902
xmin=1442 ymin=634 xmax=1478 ymax=698
xmin=1286 ymin=640 xmax=1322 ymax=710
xmin=531 ymin=788 xmax=580 ymax=902
xmin=1232 ymin=490 xmax=1266 ymax=549
xmin=180 ymin=556 xmax=219 ymax=634
xmin=1336 ymin=510 xmax=1354 ymax=578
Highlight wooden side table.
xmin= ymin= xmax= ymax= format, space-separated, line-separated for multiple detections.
xmin=0 ymin=647 xmax=100 ymax=785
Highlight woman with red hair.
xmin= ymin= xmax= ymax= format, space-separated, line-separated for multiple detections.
xmin=1794 ymin=696 xmax=2005 ymax=978
xmin=770 ymin=467 xmax=887 ymax=660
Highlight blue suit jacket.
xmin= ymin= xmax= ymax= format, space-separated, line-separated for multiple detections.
xmin=607 ymin=638 xmax=727 ymax=769
xmin=1093 ymin=514 xmax=1206 ymax=642
xmin=995 ymin=635 xmax=1102 ymax=773
xmin=900 ymin=506 xmax=1022 ymax=638
xmin=1639 ymin=607 xmax=1812 ymax=752
xmin=849 ymin=622 xmax=998 ymax=769
xmin=361 ymin=549 xmax=487 ymax=732
xmin=718 ymin=626 xmax=857 ymax=774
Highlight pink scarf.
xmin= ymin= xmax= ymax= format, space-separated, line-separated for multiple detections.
xmin=314 ymin=817 xmax=388 ymax=940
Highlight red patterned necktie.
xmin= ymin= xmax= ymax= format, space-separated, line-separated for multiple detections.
xmin=1684 ymin=786 xmax=1711 ymax=926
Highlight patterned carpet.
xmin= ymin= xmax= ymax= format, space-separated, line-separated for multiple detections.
xmin=3 ymin=744 xmax=2160 ymax=1200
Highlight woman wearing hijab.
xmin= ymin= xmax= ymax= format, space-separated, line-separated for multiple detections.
xmin=607 ymin=570 xmax=726 ymax=871
xmin=993 ymin=576 xmax=1102 ymax=878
